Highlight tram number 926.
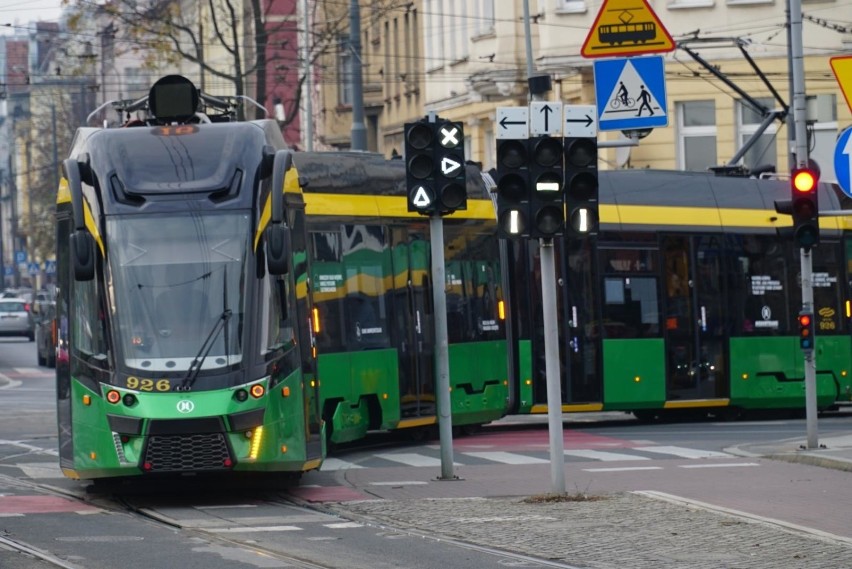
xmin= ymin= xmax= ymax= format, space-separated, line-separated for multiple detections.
xmin=125 ymin=377 xmax=172 ymax=391
xmin=819 ymin=320 xmax=836 ymax=331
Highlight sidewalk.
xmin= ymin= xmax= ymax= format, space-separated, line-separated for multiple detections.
xmin=296 ymin=425 xmax=852 ymax=569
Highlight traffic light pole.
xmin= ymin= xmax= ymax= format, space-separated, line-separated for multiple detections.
xmin=790 ymin=0 xmax=818 ymax=449
xmin=431 ymin=213 xmax=456 ymax=480
xmin=523 ymin=0 xmax=566 ymax=495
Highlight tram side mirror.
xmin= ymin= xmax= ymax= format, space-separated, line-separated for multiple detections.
xmin=260 ymin=145 xmax=276 ymax=180
xmin=266 ymin=224 xmax=290 ymax=276
xmin=71 ymin=229 xmax=95 ymax=281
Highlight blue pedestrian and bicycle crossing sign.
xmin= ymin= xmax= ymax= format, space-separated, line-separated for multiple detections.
xmin=834 ymin=126 xmax=852 ymax=197
xmin=593 ymin=55 xmax=668 ymax=132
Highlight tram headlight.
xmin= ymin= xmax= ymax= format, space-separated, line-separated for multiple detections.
xmin=234 ymin=388 xmax=249 ymax=402
xmin=106 ymin=390 xmax=121 ymax=404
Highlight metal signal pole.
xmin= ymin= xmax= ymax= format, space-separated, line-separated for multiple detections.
xmin=789 ymin=0 xmax=818 ymax=449
xmin=523 ymin=0 xmax=565 ymax=495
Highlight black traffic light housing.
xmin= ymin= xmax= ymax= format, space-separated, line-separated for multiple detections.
xmin=405 ymin=120 xmax=436 ymax=213
xmin=404 ymin=118 xmax=467 ymax=215
xmin=528 ymin=135 xmax=565 ymax=239
xmin=798 ymin=311 xmax=815 ymax=351
xmin=495 ymin=139 xmax=530 ymax=239
xmin=564 ymin=137 xmax=599 ymax=238
xmin=790 ymin=167 xmax=819 ymax=250
xmin=434 ymin=120 xmax=467 ymax=213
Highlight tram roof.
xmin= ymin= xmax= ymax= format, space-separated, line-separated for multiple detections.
xmin=599 ymin=169 xmax=847 ymax=235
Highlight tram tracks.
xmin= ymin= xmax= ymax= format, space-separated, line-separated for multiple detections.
xmin=0 ymin=472 xmax=337 ymax=569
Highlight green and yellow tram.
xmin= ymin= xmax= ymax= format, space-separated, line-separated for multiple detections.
xmin=293 ymin=153 xmax=509 ymax=444
xmin=55 ymin=76 xmax=323 ymax=480
xmin=507 ymin=169 xmax=852 ymax=419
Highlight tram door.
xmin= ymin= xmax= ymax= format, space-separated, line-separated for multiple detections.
xmin=662 ymin=235 xmax=728 ymax=401
xmin=394 ymin=230 xmax=436 ymax=417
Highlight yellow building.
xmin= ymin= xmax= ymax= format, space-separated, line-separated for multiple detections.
xmin=316 ymin=0 xmax=849 ymax=179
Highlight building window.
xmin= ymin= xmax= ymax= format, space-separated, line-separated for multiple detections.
xmin=556 ymin=0 xmax=587 ymax=13
xmin=737 ymin=97 xmax=778 ymax=172
xmin=473 ymin=0 xmax=495 ymax=36
xmin=808 ymin=94 xmax=838 ymax=182
xmin=677 ymin=100 xmax=717 ymax=171
xmin=338 ymin=35 xmax=352 ymax=106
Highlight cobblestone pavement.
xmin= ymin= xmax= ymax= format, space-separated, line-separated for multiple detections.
xmin=322 ymin=492 xmax=852 ymax=569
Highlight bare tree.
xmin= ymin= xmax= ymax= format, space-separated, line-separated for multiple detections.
xmin=65 ymin=0 xmax=410 ymax=128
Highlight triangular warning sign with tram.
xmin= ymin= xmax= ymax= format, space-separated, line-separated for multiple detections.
xmin=581 ymin=0 xmax=675 ymax=59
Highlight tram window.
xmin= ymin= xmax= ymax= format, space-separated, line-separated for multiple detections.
xmin=444 ymin=227 xmax=503 ymax=343
xmin=811 ymin=242 xmax=845 ymax=335
xmin=730 ymin=235 xmax=789 ymax=335
xmin=602 ymin=277 xmax=659 ymax=338
xmin=72 ymin=276 xmax=109 ymax=361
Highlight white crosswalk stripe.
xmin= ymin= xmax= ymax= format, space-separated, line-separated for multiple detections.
xmin=462 ymin=451 xmax=550 ymax=465
xmin=375 ymin=453 xmax=450 ymax=467
xmin=632 ymin=445 xmax=733 ymax=459
xmin=564 ymin=449 xmax=650 ymax=461
xmin=320 ymin=458 xmax=364 ymax=471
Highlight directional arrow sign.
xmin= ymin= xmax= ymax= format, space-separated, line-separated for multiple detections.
xmin=441 ymin=156 xmax=463 ymax=176
xmin=496 ymin=107 xmax=529 ymax=139
xmin=564 ymin=105 xmax=597 ymax=137
xmin=835 ymin=126 xmax=852 ymax=197
xmin=530 ymin=101 xmax=563 ymax=136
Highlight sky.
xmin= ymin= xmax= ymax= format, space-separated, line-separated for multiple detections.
xmin=0 ymin=0 xmax=65 ymax=35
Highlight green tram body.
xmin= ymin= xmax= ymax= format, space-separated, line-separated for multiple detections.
xmin=291 ymin=153 xmax=508 ymax=444
xmin=508 ymin=169 xmax=852 ymax=418
xmin=55 ymin=117 xmax=324 ymax=480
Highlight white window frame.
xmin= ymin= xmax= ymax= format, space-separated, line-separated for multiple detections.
xmin=676 ymin=100 xmax=717 ymax=171
xmin=556 ymin=0 xmax=588 ymax=14
xmin=736 ymin=97 xmax=779 ymax=171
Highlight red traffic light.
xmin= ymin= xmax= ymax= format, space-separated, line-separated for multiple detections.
xmin=792 ymin=169 xmax=817 ymax=193
xmin=798 ymin=314 xmax=812 ymax=327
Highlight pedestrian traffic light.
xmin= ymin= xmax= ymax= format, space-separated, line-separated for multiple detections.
xmin=564 ymin=137 xmax=599 ymax=238
xmin=405 ymin=119 xmax=436 ymax=214
xmin=433 ymin=120 xmax=467 ymax=213
xmin=798 ymin=311 xmax=815 ymax=351
xmin=495 ymin=139 xmax=529 ymax=239
xmin=790 ymin=167 xmax=819 ymax=249
xmin=528 ymin=135 xmax=564 ymax=239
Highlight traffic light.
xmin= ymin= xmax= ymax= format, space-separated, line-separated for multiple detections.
xmin=564 ymin=137 xmax=599 ymax=238
xmin=405 ymin=120 xmax=436 ymax=214
xmin=495 ymin=138 xmax=530 ymax=239
xmin=790 ymin=167 xmax=819 ymax=249
xmin=798 ymin=311 xmax=815 ymax=351
xmin=404 ymin=118 xmax=467 ymax=215
xmin=528 ymin=136 xmax=565 ymax=239
xmin=434 ymin=120 xmax=467 ymax=213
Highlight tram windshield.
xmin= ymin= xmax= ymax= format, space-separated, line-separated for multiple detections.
xmin=106 ymin=212 xmax=250 ymax=374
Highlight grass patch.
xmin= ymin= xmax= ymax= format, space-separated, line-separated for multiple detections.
xmin=521 ymin=492 xmax=607 ymax=504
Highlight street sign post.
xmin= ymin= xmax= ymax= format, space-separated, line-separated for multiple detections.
xmin=581 ymin=0 xmax=675 ymax=59
xmin=834 ymin=126 xmax=852 ymax=197
xmin=593 ymin=55 xmax=668 ymax=131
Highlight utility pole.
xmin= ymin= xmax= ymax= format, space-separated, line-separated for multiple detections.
xmin=789 ymin=0 xmax=819 ymax=449
xmin=523 ymin=0 xmax=565 ymax=495
xmin=349 ymin=0 xmax=367 ymax=151
xmin=302 ymin=0 xmax=314 ymax=151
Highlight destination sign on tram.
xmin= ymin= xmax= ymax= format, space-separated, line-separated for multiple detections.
xmin=581 ymin=0 xmax=675 ymax=58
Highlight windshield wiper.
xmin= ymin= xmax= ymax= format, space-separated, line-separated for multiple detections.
xmin=177 ymin=309 xmax=232 ymax=391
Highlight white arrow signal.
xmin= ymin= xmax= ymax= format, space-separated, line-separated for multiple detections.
xmin=412 ymin=186 xmax=432 ymax=208
xmin=441 ymin=156 xmax=462 ymax=176
xmin=440 ymin=125 xmax=460 ymax=147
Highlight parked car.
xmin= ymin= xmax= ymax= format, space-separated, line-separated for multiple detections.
xmin=0 ymin=298 xmax=35 ymax=341
xmin=34 ymin=300 xmax=57 ymax=367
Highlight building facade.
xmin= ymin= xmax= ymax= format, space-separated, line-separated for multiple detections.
xmin=315 ymin=0 xmax=851 ymax=181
